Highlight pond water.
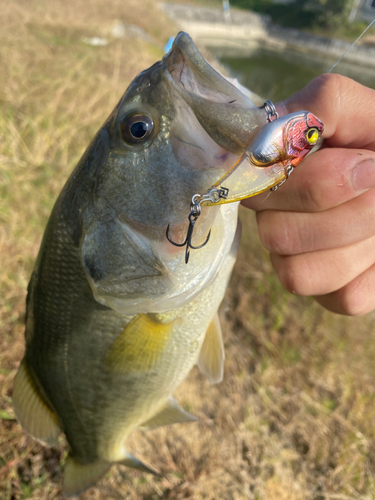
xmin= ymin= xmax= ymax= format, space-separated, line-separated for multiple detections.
xmin=215 ymin=46 xmax=375 ymax=102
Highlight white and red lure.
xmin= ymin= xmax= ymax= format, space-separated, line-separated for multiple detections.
xmin=198 ymin=110 xmax=324 ymax=206
xmin=166 ymin=110 xmax=324 ymax=262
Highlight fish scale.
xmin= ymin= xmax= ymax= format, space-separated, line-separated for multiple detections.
xmin=26 ymin=206 xmax=110 ymax=460
xmin=13 ymin=32 xmax=271 ymax=496
xmin=13 ymin=30 xmax=325 ymax=494
xmin=13 ymin=27 xmax=325 ymax=491
xmin=97 ymin=240 xmax=238 ymax=463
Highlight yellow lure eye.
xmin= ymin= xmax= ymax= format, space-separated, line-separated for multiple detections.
xmin=306 ymin=127 xmax=319 ymax=145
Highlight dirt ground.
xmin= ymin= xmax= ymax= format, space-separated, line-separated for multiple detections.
xmin=1 ymin=1 xmax=375 ymax=499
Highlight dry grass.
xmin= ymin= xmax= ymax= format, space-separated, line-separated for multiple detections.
xmin=1 ymin=0 xmax=375 ymax=499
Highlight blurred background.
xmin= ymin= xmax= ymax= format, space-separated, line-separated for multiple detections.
xmin=1 ymin=0 xmax=375 ymax=498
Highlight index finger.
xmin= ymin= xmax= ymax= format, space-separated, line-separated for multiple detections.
xmin=280 ymin=73 xmax=375 ymax=150
xmin=244 ymin=74 xmax=375 ymax=212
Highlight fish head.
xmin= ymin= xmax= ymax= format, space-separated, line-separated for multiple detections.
xmin=102 ymin=31 xmax=267 ymax=228
xmin=78 ymin=32 xmax=268 ymax=314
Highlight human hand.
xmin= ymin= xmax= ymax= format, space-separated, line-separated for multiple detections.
xmin=243 ymin=74 xmax=375 ymax=315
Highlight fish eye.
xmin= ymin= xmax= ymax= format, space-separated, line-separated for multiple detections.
xmin=306 ymin=127 xmax=319 ymax=145
xmin=120 ymin=113 xmax=154 ymax=144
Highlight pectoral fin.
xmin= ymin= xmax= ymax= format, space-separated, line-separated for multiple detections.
xmin=197 ymin=313 xmax=225 ymax=385
xmin=105 ymin=314 xmax=174 ymax=373
xmin=63 ymin=455 xmax=111 ymax=497
xmin=139 ymin=397 xmax=198 ymax=430
xmin=13 ymin=360 xmax=60 ymax=447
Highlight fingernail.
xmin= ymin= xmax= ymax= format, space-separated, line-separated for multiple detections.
xmin=352 ymin=158 xmax=375 ymax=191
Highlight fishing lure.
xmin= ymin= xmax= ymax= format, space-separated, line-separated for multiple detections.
xmin=167 ymin=102 xmax=324 ymax=262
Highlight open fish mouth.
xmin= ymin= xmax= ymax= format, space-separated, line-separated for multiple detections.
xmin=163 ymin=32 xmax=267 ymax=154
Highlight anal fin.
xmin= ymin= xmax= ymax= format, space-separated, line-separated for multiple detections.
xmin=197 ymin=313 xmax=225 ymax=385
xmin=63 ymin=455 xmax=111 ymax=497
xmin=13 ymin=360 xmax=60 ymax=447
xmin=120 ymin=452 xmax=159 ymax=475
xmin=139 ymin=396 xmax=198 ymax=430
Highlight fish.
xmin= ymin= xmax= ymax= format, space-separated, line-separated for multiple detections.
xmin=12 ymin=31 xmax=322 ymax=496
xmin=12 ymin=31 xmax=269 ymax=496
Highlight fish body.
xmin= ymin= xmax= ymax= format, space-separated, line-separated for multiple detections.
xmin=13 ymin=31 xmax=325 ymax=495
xmin=13 ymin=32 xmax=270 ymax=495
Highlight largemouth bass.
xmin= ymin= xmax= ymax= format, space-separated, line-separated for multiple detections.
xmin=12 ymin=31 xmax=322 ymax=496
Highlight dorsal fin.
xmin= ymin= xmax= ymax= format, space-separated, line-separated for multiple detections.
xmin=139 ymin=396 xmax=198 ymax=430
xmin=197 ymin=313 xmax=225 ymax=385
xmin=13 ymin=360 xmax=60 ymax=447
xmin=63 ymin=455 xmax=111 ymax=497
xmin=105 ymin=314 xmax=174 ymax=373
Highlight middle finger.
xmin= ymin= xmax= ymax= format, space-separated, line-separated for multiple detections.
xmin=257 ymin=188 xmax=375 ymax=255
xmin=243 ymin=149 xmax=375 ymax=213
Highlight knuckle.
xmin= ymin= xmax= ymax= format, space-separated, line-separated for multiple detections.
xmin=303 ymin=73 xmax=354 ymax=130
xmin=314 ymin=72 xmax=345 ymax=90
xmin=297 ymin=173 xmax=323 ymax=211
xmin=312 ymin=73 xmax=349 ymax=106
xmin=257 ymin=212 xmax=296 ymax=255
xmin=272 ymin=254 xmax=310 ymax=295
xmin=258 ymin=211 xmax=313 ymax=255
xmin=259 ymin=224 xmax=289 ymax=254
xmin=337 ymin=281 xmax=372 ymax=316
xmin=257 ymin=212 xmax=277 ymax=251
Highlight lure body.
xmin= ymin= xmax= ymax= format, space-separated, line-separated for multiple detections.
xmin=200 ymin=111 xmax=324 ymax=205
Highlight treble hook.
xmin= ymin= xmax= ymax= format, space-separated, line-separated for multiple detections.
xmin=166 ymin=194 xmax=211 ymax=264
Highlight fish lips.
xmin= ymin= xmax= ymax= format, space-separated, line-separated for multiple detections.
xmin=163 ymin=32 xmax=267 ymax=155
